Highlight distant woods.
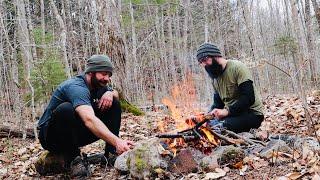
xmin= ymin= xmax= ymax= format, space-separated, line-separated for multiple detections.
xmin=0 ymin=0 xmax=319 ymax=130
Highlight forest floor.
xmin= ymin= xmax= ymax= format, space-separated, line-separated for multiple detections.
xmin=0 ymin=92 xmax=319 ymax=179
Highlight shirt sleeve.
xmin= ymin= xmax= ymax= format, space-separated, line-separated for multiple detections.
xmin=64 ymin=84 xmax=92 ymax=108
xmin=227 ymin=80 xmax=255 ymax=115
xmin=208 ymin=93 xmax=225 ymax=112
xmin=235 ymin=62 xmax=253 ymax=85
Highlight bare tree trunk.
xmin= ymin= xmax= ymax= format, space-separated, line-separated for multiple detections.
xmin=239 ymin=0 xmax=257 ymax=60
xmin=98 ymin=0 xmax=127 ymax=97
xmin=290 ymin=0 xmax=314 ymax=135
xmin=305 ymin=0 xmax=318 ymax=84
xmin=50 ymin=0 xmax=71 ymax=78
xmin=40 ymin=0 xmax=45 ymax=44
xmin=129 ymin=0 xmax=138 ymax=90
xmin=311 ymin=0 xmax=320 ymax=32
xmin=167 ymin=11 xmax=177 ymax=84
xmin=16 ymin=0 xmax=34 ymax=138
xmin=25 ymin=0 xmax=37 ymax=62
xmin=203 ymin=0 xmax=208 ymax=42
xmin=77 ymin=0 xmax=87 ymax=68
xmin=91 ymin=0 xmax=100 ymax=53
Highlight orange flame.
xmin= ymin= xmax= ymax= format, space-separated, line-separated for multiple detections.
xmin=161 ymin=72 xmax=202 ymax=131
xmin=201 ymin=128 xmax=219 ymax=146
xmin=158 ymin=72 xmax=220 ymax=154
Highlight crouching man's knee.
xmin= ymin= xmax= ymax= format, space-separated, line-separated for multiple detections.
xmin=111 ymin=99 xmax=121 ymax=113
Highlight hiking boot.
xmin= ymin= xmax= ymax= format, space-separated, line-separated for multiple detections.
xmin=70 ymin=156 xmax=90 ymax=178
xmin=104 ymin=152 xmax=118 ymax=166
xmin=35 ymin=151 xmax=66 ymax=175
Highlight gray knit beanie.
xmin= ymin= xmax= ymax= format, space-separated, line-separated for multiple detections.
xmin=85 ymin=55 xmax=114 ymax=75
xmin=196 ymin=43 xmax=222 ymax=61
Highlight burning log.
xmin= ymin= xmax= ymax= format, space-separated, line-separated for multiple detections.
xmin=156 ymin=113 xmax=214 ymax=140
xmin=156 ymin=113 xmax=221 ymax=150
xmin=157 ymin=113 xmax=265 ymax=150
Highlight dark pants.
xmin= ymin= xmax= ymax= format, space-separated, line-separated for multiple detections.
xmin=222 ymin=111 xmax=264 ymax=133
xmin=39 ymin=90 xmax=121 ymax=160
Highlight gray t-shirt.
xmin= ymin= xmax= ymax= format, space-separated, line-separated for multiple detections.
xmin=37 ymin=74 xmax=92 ymax=128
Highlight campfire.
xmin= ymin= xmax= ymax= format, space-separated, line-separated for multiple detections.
xmin=155 ymin=75 xmax=265 ymax=157
xmin=157 ymin=113 xmax=221 ymax=155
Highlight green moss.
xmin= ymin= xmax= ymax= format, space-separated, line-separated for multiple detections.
xmin=135 ymin=156 xmax=147 ymax=171
xmin=134 ymin=146 xmax=148 ymax=172
xmin=120 ymin=99 xmax=145 ymax=116
xmin=220 ymin=147 xmax=245 ymax=165
xmin=135 ymin=149 xmax=147 ymax=171
xmin=126 ymin=157 xmax=131 ymax=169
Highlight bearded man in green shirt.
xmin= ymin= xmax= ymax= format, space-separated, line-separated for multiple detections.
xmin=196 ymin=43 xmax=264 ymax=133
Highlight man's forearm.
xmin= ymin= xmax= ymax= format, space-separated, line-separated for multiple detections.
xmin=112 ymin=90 xmax=119 ymax=100
xmin=84 ymin=116 xmax=119 ymax=146
xmin=209 ymin=93 xmax=224 ymax=112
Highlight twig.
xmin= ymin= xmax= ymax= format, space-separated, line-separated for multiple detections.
xmin=209 ymin=128 xmax=248 ymax=145
xmin=223 ymin=129 xmax=266 ymax=146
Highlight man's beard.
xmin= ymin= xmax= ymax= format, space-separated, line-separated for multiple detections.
xmin=204 ymin=59 xmax=224 ymax=79
xmin=91 ymin=73 xmax=108 ymax=89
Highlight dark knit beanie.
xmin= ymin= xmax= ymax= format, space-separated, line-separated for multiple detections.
xmin=196 ymin=43 xmax=222 ymax=61
xmin=85 ymin=55 xmax=114 ymax=75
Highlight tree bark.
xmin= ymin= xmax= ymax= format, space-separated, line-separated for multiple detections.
xmin=311 ymin=0 xmax=320 ymax=32
xmin=50 ymin=0 xmax=71 ymax=78
xmin=290 ymin=0 xmax=314 ymax=135
xmin=305 ymin=0 xmax=318 ymax=84
xmin=98 ymin=0 xmax=128 ymax=98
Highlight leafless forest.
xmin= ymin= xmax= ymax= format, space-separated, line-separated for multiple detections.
xmin=0 ymin=0 xmax=319 ymax=130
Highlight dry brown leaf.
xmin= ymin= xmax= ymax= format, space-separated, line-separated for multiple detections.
xmin=17 ymin=147 xmax=27 ymax=155
xmin=309 ymin=164 xmax=320 ymax=173
xmin=154 ymin=168 xmax=164 ymax=174
xmin=0 ymin=156 xmax=10 ymax=163
xmin=255 ymin=130 xmax=268 ymax=141
xmin=204 ymin=168 xmax=226 ymax=180
xmin=312 ymin=173 xmax=320 ymax=180
xmin=285 ymin=172 xmax=304 ymax=180
xmin=276 ymin=176 xmax=289 ymax=180
xmin=232 ymin=161 xmax=243 ymax=169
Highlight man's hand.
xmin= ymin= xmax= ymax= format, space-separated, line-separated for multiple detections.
xmin=115 ymin=139 xmax=135 ymax=154
xmin=98 ymin=91 xmax=114 ymax=111
xmin=210 ymin=108 xmax=229 ymax=120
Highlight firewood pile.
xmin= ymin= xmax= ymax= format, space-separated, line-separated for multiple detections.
xmin=156 ymin=113 xmax=265 ymax=157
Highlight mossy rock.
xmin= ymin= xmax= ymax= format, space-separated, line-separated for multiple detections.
xmin=117 ymin=89 xmax=144 ymax=116
xmin=219 ymin=146 xmax=245 ymax=166
xmin=35 ymin=151 xmax=66 ymax=175
xmin=120 ymin=99 xmax=144 ymax=116
xmin=134 ymin=147 xmax=148 ymax=172
xmin=115 ymin=138 xmax=168 ymax=179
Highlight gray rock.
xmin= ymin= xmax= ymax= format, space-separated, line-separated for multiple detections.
xmin=116 ymin=138 xmax=168 ymax=179
xmin=259 ymin=139 xmax=292 ymax=158
xmin=185 ymin=147 xmax=205 ymax=164
xmin=294 ymin=137 xmax=320 ymax=151
xmin=200 ymin=155 xmax=219 ymax=172
xmin=199 ymin=146 xmax=225 ymax=171
xmin=269 ymin=135 xmax=320 ymax=151
xmin=114 ymin=151 xmax=130 ymax=172
xmin=200 ymin=145 xmax=245 ymax=168
xmin=238 ymin=132 xmax=254 ymax=139
xmin=218 ymin=146 xmax=245 ymax=165
xmin=244 ymin=144 xmax=265 ymax=155
xmin=269 ymin=134 xmax=299 ymax=147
